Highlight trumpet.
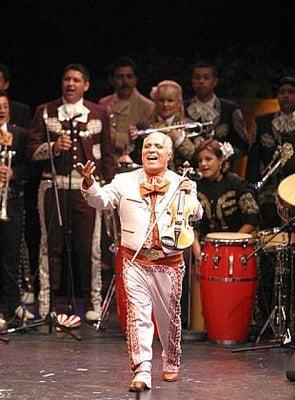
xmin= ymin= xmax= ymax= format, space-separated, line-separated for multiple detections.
xmin=137 ymin=121 xmax=214 ymax=139
xmin=0 ymin=146 xmax=16 ymax=221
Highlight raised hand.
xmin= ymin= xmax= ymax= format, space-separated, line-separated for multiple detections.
xmin=76 ymin=161 xmax=96 ymax=188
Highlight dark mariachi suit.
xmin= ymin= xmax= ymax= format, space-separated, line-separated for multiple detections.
xmin=8 ymin=100 xmax=35 ymax=295
xmin=246 ymin=112 xmax=295 ymax=229
xmin=0 ymin=124 xmax=27 ymax=319
xmin=195 ymin=172 xmax=260 ymax=240
xmin=246 ymin=111 xmax=295 ymax=329
xmin=9 ymin=100 xmax=32 ymax=129
xmin=27 ymin=99 xmax=116 ymax=317
xmin=185 ymin=96 xmax=249 ymax=160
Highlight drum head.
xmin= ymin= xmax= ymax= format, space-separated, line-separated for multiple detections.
xmin=278 ymin=174 xmax=295 ymax=209
xmin=206 ymin=232 xmax=254 ymax=244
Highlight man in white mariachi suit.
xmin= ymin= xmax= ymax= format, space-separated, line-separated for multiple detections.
xmin=78 ymin=131 xmax=203 ymax=392
xmin=26 ymin=63 xmax=116 ymax=322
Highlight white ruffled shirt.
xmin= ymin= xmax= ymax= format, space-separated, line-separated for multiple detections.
xmin=58 ymin=98 xmax=90 ymax=123
xmin=187 ymin=94 xmax=219 ymax=122
xmin=272 ymin=111 xmax=295 ymax=133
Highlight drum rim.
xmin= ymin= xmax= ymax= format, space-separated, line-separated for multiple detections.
xmin=206 ymin=232 xmax=253 ymax=238
xmin=205 ymin=237 xmax=255 ymax=244
xmin=278 ymin=173 xmax=295 ymax=209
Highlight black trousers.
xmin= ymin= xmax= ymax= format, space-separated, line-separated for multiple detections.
xmin=0 ymin=197 xmax=23 ymax=319
xmin=44 ymin=188 xmax=96 ymax=310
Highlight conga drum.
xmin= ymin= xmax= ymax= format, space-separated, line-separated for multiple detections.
xmin=277 ymin=174 xmax=295 ymax=224
xmin=200 ymin=232 xmax=257 ymax=344
xmin=115 ymin=245 xmax=158 ymax=338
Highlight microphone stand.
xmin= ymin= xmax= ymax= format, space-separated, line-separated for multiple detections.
xmin=240 ymin=217 xmax=295 ymax=266
xmin=0 ymin=313 xmax=82 ymax=341
xmin=63 ymin=115 xmax=82 ymax=315
xmin=43 ymin=107 xmax=63 ymax=227
xmin=15 ymin=108 xmax=63 ymax=329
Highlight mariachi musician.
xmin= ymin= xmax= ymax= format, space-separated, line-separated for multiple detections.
xmin=129 ymin=80 xmax=198 ymax=172
xmin=185 ymin=60 xmax=249 ymax=169
xmin=0 ymin=90 xmax=34 ymax=324
xmin=246 ymin=76 xmax=295 ymax=229
xmin=194 ymin=139 xmax=260 ymax=245
xmin=246 ymin=76 xmax=295 ymax=332
xmin=191 ymin=139 xmax=260 ymax=342
xmin=26 ymin=63 xmax=116 ymax=322
xmin=78 ymin=131 xmax=203 ymax=392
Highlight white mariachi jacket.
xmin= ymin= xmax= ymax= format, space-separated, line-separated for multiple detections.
xmin=82 ymin=168 xmax=203 ymax=253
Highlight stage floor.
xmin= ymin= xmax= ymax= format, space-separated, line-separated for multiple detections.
xmin=0 ymin=309 xmax=294 ymax=400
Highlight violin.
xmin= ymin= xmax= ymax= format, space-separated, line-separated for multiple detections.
xmin=161 ymin=162 xmax=195 ymax=251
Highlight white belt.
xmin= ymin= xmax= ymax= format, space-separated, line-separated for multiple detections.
xmin=42 ymin=171 xmax=83 ymax=190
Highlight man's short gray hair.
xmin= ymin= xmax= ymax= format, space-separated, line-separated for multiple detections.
xmin=143 ymin=131 xmax=173 ymax=154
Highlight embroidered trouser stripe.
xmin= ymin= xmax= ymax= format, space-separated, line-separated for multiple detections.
xmin=122 ymin=258 xmax=184 ymax=376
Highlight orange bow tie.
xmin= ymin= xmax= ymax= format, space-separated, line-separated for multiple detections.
xmin=139 ymin=180 xmax=170 ymax=197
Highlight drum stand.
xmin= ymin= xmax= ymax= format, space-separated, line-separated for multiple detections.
xmin=233 ymin=219 xmax=295 ymax=353
xmin=255 ymin=246 xmax=292 ymax=346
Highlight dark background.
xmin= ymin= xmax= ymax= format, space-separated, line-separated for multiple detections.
xmin=1 ymin=0 xmax=295 ymax=112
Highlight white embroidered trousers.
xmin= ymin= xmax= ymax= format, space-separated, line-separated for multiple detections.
xmin=122 ymin=257 xmax=184 ymax=387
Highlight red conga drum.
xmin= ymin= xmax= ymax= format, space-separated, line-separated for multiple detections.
xmin=115 ymin=245 xmax=158 ymax=338
xmin=200 ymin=232 xmax=257 ymax=344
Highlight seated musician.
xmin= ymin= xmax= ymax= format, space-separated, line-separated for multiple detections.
xmin=192 ymin=139 xmax=260 ymax=258
xmin=129 ymin=80 xmax=196 ymax=171
xmin=78 ymin=131 xmax=203 ymax=392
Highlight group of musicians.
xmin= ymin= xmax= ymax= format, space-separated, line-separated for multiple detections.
xmin=0 ymin=57 xmax=294 ymax=392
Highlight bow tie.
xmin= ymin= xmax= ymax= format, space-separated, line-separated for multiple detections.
xmin=139 ymin=180 xmax=170 ymax=197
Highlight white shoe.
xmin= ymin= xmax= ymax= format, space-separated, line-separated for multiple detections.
xmin=85 ymin=310 xmax=101 ymax=322
xmin=20 ymin=292 xmax=35 ymax=305
xmin=15 ymin=306 xmax=35 ymax=320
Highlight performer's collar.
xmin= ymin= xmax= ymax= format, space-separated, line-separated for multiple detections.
xmin=61 ymin=97 xmax=84 ymax=107
xmin=157 ymin=115 xmax=176 ymax=126
xmin=194 ymin=94 xmax=216 ymax=108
